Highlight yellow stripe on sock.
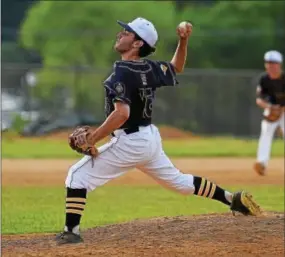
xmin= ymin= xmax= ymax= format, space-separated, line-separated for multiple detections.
xmin=66 ymin=203 xmax=85 ymax=209
xmin=208 ymin=184 xmax=217 ymax=199
xmin=198 ymin=178 xmax=206 ymax=196
xmin=66 ymin=209 xmax=83 ymax=215
xmin=66 ymin=197 xmax=86 ymax=203
xmin=203 ymin=181 xmax=211 ymax=197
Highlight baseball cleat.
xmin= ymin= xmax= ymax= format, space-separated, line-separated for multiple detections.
xmin=55 ymin=231 xmax=83 ymax=245
xmin=230 ymin=191 xmax=262 ymax=216
xmin=253 ymin=162 xmax=266 ymax=176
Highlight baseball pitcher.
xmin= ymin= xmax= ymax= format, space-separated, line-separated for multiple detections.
xmin=56 ymin=18 xmax=262 ymax=245
xmin=254 ymin=50 xmax=285 ymax=175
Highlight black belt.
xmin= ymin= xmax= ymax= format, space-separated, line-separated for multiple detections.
xmin=111 ymin=127 xmax=140 ymax=137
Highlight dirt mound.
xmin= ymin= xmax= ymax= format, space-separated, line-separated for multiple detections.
xmin=2 ymin=212 xmax=284 ymax=257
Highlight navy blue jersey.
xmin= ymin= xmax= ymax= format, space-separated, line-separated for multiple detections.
xmin=103 ymin=59 xmax=178 ymax=129
xmin=256 ymin=72 xmax=285 ymax=106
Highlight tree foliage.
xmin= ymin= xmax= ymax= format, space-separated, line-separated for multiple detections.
xmin=21 ymin=1 xmax=284 ymax=69
xmin=20 ymin=1 xmax=178 ymax=114
xmin=20 ymin=1 xmax=178 ymax=67
xmin=19 ymin=1 xmax=284 ymax=131
xmin=178 ymin=1 xmax=285 ymax=69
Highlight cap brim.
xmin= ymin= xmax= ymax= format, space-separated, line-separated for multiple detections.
xmin=117 ymin=20 xmax=136 ymax=33
xmin=265 ymin=59 xmax=282 ymax=63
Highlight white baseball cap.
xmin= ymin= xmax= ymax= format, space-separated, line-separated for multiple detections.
xmin=264 ymin=50 xmax=283 ymax=63
xmin=117 ymin=17 xmax=158 ymax=48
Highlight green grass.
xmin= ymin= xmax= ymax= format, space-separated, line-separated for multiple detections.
xmin=2 ymin=185 xmax=284 ymax=234
xmin=164 ymin=138 xmax=284 ymax=157
xmin=2 ymin=137 xmax=284 ymax=158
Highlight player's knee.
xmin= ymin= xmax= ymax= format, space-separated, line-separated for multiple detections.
xmin=65 ymin=166 xmax=82 ymax=189
xmin=65 ymin=165 xmax=94 ymax=192
xmin=65 ymin=156 xmax=96 ymax=192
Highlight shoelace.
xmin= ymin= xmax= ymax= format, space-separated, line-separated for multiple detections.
xmin=59 ymin=232 xmax=68 ymax=239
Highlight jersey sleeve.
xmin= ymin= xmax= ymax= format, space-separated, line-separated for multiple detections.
xmin=156 ymin=61 xmax=179 ymax=87
xmin=108 ymin=65 xmax=133 ymax=105
xmin=256 ymin=74 xmax=269 ymax=100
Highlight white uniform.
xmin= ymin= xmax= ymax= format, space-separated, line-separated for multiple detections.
xmin=66 ymin=124 xmax=195 ymax=195
xmin=256 ymin=50 xmax=285 ymax=168
xmin=257 ymin=112 xmax=284 ymax=166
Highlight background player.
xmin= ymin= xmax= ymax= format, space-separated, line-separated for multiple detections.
xmin=254 ymin=50 xmax=284 ymax=176
xmin=56 ymin=17 xmax=261 ymax=245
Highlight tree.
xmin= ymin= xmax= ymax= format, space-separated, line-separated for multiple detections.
xmin=20 ymin=1 xmax=178 ymax=115
xmin=179 ymin=1 xmax=285 ymax=69
xmin=20 ymin=1 xmax=179 ymax=67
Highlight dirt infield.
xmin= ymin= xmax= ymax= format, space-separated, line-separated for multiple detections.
xmin=2 ymin=158 xmax=284 ymax=186
xmin=2 ymin=158 xmax=284 ymax=257
xmin=2 ymin=212 xmax=284 ymax=257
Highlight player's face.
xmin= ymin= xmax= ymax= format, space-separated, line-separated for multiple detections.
xmin=114 ymin=30 xmax=136 ymax=53
xmin=265 ymin=62 xmax=282 ymax=76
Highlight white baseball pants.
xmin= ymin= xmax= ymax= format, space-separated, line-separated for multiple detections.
xmin=66 ymin=125 xmax=195 ymax=194
xmin=256 ymin=112 xmax=285 ymax=166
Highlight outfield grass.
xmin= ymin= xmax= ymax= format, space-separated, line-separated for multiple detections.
xmin=2 ymin=185 xmax=284 ymax=234
xmin=2 ymin=137 xmax=284 ymax=158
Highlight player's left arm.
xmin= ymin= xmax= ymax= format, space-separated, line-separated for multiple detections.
xmin=88 ymin=102 xmax=130 ymax=144
xmin=170 ymin=22 xmax=192 ymax=73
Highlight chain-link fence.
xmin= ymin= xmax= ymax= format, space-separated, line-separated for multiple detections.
xmin=2 ymin=63 xmax=263 ymax=137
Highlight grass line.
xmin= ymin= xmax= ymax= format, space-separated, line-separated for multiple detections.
xmin=2 ymin=137 xmax=284 ymax=158
xmin=2 ymin=185 xmax=284 ymax=234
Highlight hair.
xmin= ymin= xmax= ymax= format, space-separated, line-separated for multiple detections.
xmin=134 ymin=34 xmax=156 ymax=58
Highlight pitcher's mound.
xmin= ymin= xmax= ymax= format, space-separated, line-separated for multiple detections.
xmin=2 ymin=212 xmax=284 ymax=257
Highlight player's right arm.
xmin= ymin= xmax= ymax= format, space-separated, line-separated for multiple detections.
xmin=256 ymin=97 xmax=271 ymax=109
xmin=170 ymin=38 xmax=188 ymax=73
xmin=256 ymin=89 xmax=270 ymax=109
xmin=256 ymin=75 xmax=273 ymax=109
xmin=170 ymin=22 xmax=192 ymax=73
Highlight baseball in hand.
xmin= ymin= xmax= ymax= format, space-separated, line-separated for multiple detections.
xmin=179 ymin=21 xmax=192 ymax=30
xmin=177 ymin=21 xmax=192 ymax=39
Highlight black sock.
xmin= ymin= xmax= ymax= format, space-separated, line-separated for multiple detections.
xmin=193 ymin=176 xmax=231 ymax=206
xmin=65 ymin=187 xmax=87 ymax=232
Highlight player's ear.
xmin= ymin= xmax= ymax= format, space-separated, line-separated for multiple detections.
xmin=133 ymin=40 xmax=144 ymax=49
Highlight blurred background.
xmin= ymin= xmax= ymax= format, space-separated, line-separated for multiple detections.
xmin=2 ymin=0 xmax=285 ymax=137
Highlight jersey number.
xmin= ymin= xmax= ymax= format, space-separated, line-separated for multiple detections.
xmin=139 ymin=88 xmax=153 ymax=119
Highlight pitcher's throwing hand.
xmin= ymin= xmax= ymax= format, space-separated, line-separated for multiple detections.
xmin=177 ymin=21 xmax=193 ymax=39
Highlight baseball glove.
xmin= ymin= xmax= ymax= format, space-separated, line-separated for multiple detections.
xmin=68 ymin=126 xmax=98 ymax=157
xmin=263 ymin=105 xmax=282 ymax=122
